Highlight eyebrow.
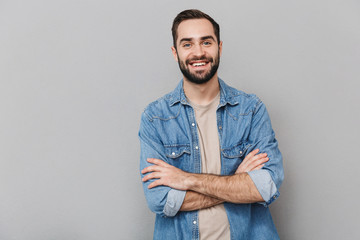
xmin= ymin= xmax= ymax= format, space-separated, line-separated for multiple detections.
xmin=179 ymin=35 xmax=216 ymax=44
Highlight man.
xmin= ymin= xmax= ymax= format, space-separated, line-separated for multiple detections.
xmin=139 ymin=9 xmax=284 ymax=240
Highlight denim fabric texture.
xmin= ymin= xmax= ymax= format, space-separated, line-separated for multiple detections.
xmin=139 ymin=79 xmax=284 ymax=240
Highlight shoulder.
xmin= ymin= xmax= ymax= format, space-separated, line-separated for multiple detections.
xmin=142 ymin=91 xmax=181 ymax=122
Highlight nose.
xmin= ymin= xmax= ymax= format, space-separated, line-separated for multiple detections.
xmin=193 ymin=43 xmax=205 ymax=57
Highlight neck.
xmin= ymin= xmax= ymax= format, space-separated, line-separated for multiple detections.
xmin=183 ymin=74 xmax=220 ymax=105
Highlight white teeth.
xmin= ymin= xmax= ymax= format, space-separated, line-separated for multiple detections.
xmin=192 ymin=62 xmax=206 ymax=67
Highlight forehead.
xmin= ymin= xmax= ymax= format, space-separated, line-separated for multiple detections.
xmin=177 ymin=19 xmax=216 ymax=42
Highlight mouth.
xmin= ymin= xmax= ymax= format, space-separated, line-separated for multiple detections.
xmin=188 ymin=60 xmax=210 ymax=69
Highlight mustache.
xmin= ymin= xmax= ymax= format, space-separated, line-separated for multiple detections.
xmin=185 ymin=56 xmax=213 ymax=65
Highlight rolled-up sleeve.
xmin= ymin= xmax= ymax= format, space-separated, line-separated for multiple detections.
xmin=248 ymin=169 xmax=279 ymax=206
xmin=246 ymin=99 xmax=284 ymax=206
xmin=163 ymin=189 xmax=186 ymax=216
xmin=139 ymin=112 xmax=186 ymax=217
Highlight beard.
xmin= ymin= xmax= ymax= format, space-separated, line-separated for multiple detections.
xmin=177 ymin=51 xmax=220 ymax=85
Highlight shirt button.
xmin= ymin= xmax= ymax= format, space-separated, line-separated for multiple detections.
xmin=239 ymin=151 xmax=243 ymax=154
xmin=193 ymin=221 xmax=197 ymax=225
xmin=195 ymin=146 xmax=199 ymax=150
xmin=219 ymin=126 xmax=222 ymax=130
xmin=172 ymin=152 xmax=175 ymax=156
xmin=192 ymin=123 xmax=195 ymax=127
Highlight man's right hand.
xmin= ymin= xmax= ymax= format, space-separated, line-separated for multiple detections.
xmin=235 ymin=149 xmax=269 ymax=174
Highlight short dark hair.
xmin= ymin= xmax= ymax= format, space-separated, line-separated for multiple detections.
xmin=171 ymin=9 xmax=220 ymax=49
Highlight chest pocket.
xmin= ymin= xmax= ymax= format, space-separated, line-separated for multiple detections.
xmin=221 ymin=142 xmax=251 ymax=174
xmin=164 ymin=144 xmax=191 ymax=171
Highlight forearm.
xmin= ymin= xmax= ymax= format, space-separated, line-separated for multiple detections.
xmin=186 ymin=172 xmax=264 ymax=204
xmin=180 ymin=191 xmax=224 ymax=211
xmin=142 ymin=158 xmax=265 ymax=207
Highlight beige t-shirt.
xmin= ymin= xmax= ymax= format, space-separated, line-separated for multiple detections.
xmin=188 ymin=93 xmax=231 ymax=240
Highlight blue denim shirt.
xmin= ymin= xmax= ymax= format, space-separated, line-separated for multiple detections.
xmin=139 ymin=79 xmax=284 ymax=240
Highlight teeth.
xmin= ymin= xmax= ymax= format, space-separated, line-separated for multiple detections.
xmin=192 ymin=62 xmax=206 ymax=67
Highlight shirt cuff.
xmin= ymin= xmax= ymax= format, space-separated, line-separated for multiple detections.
xmin=163 ymin=189 xmax=186 ymax=217
xmin=248 ymin=169 xmax=279 ymax=207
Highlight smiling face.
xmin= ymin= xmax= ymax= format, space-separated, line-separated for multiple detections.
xmin=172 ymin=18 xmax=222 ymax=85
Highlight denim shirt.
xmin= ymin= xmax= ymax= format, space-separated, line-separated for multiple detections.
xmin=139 ymin=79 xmax=284 ymax=240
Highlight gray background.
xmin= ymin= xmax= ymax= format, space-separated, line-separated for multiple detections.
xmin=1 ymin=0 xmax=359 ymax=239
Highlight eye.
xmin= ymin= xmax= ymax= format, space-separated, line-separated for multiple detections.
xmin=203 ymin=41 xmax=212 ymax=46
xmin=183 ymin=43 xmax=192 ymax=48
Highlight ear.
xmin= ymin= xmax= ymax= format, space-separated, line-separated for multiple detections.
xmin=218 ymin=41 xmax=223 ymax=57
xmin=171 ymin=46 xmax=178 ymax=62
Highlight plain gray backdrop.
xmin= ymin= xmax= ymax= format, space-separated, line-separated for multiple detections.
xmin=1 ymin=0 xmax=359 ymax=239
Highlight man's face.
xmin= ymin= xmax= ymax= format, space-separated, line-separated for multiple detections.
xmin=172 ymin=19 xmax=222 ymax=85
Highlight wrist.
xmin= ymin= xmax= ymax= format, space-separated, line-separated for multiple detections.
xmin=184 ymin=173 xmax=198 ymax=190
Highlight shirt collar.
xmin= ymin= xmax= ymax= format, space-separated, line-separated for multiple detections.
xmin=169 ymin=78 xmax=239 ymax=107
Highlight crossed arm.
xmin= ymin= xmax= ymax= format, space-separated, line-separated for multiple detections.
xmin=142 ymin=149 xmax=268 ymax=211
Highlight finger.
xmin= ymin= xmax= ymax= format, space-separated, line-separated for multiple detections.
xmin=247 ymin=157 xmax=269 ymax=170
xmin=141 ymin=165 xmax=162 ymax=174
xmin=257 ymin=157 xmax=269 ymax=164
xmin=250 ymin=157 xmax=269 ymax=167
xmin=147 ymin=158 xmax=168 ymax=167
xmin=246 ymin=153 xmax=267 ymax=165
xmin=142 ymin=172 xmax=161 ymax=182
xmin=236 ymin=150 xmax=265 ymax=174
xmin=253 ymin=164 xmax=265 ymax=171
xmin=242 ymin=149 xmax=262 ymax=168
xmin=251 ymin=153 xmax=268 ymax=161
xmin=243 ymin=149 xmax=260 ymax=163
xmin=239 ymin=156 xmax=268 ymax=173
xmin=148 ymin=179 xmax=163 ymax=189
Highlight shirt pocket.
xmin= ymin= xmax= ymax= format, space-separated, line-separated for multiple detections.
xmin=164 ymin=144 xmax=191 ymax=171
xmin=221 ymin=142 xmax=251 ymax=174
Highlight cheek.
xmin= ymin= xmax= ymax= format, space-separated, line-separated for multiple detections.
xmin=211 ymin=49 xmax=220 ymax=57
xmin=178 ymin=55 xmax=189 ymax=65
